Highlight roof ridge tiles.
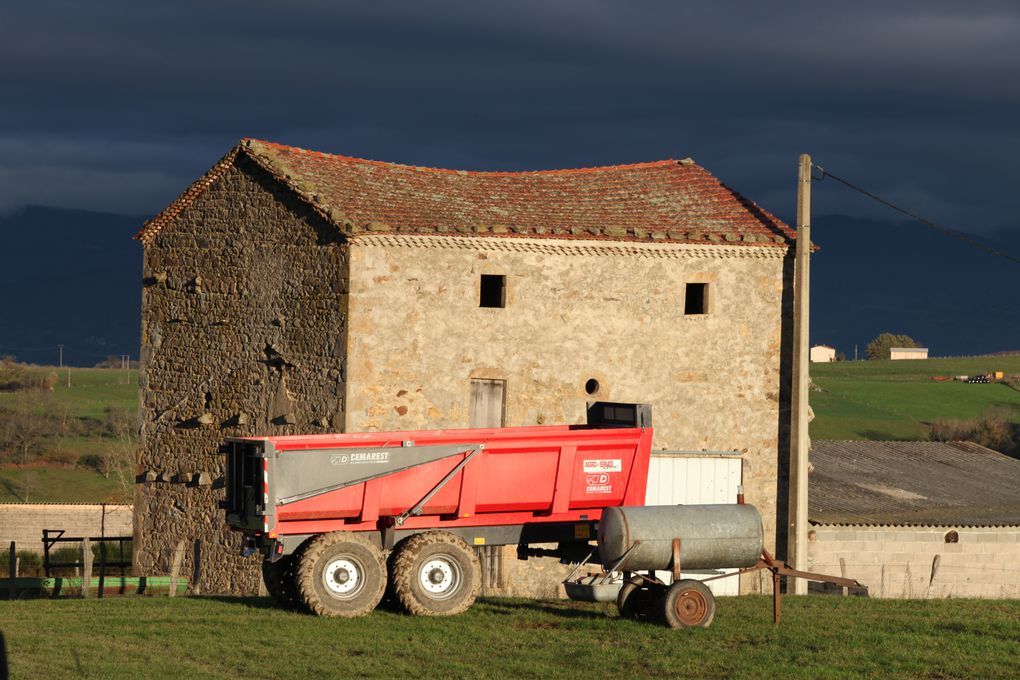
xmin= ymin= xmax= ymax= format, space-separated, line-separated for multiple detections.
xmin=242 ymin=138 xmax=682 ymax=177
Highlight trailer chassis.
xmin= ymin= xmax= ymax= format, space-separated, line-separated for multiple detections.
xmin=567 ymin=538 xmax=866 ymax=628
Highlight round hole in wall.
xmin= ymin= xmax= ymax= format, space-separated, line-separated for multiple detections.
xmin=944 ymin=530 xmax=959 ymax=544
xmin=584 ymin=379 xmax=600 ymax=395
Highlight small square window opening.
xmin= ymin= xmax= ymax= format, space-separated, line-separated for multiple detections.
xmin=480 ymin=274 xmax=506 ymax=308
xmin=684 ymin=283 xmax=708 ymax=315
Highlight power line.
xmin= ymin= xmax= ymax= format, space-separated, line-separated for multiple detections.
xmin=0 ymin=344 xmax=63 ymax=353
xmin=813 ymin=165 xmax=1020 ymax=267
xmin=0 ymin=344 xmax=134 ymax=360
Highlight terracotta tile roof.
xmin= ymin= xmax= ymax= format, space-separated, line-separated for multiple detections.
xmin=810 ymin=440 xmax=1020 ymax=527
xmin=136 ymin=138 xmax=795 ymax=246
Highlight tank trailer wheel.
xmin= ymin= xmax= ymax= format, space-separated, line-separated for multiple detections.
xmin=391 ymin=531 xmax=481 ymax=616
xmin=663 ymin=579 xmax=716 ymax=629
xmin=617 ymin=578 xmax=664 ymax=623
xmin=297 ymin=532 xmax=387 ymax=617
xmin=262 ymin=552 xmax=302 ymax=609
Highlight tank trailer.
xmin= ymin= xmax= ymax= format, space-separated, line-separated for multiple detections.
xmin=222 ymin=403 xmax=862 ymax=627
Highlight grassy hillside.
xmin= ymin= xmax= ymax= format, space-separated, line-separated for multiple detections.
xmin=1 ymin=596 xmax=1018 ymax=679
xmin=0 ymin=367 xmax=137 ymax=503
xmin=11 ymin=366 xmax=138 ymax=419
xmin=810 ymin=355 xmax=1020 ymax=441
xmin=0 ymin=366 xmax=137 ymax=420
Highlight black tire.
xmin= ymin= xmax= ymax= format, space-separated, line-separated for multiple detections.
xmin=617 ymin=578 xmax=664 ymax=623
xmin=296 ymin=532 xmax=387 ymax=617
xmin=663 ymin=579 xmax=716 ymax=628
xmin=390 ymin=531 xmax=481 ymax=616
xmin=262 ymin=554 xmax=301 ymax=609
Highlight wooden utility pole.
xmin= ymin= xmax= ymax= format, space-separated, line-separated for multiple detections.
xmin=788 ymin=153 xmax=812 ymax=594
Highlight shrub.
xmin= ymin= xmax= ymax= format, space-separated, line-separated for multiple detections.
xmin=47 ymin=449 xmax=81 ymax=466
xmin=866 ymin=333 xmax=921 ymax=360
xmin=80 ymin=453 xmax=103 ymax=471
xmin=928 ymin=409 xmax=1020 ymax=459
xmin=103 ymin=406 xmax=135 ymax=437
xmin=0 ymin=357 xmax=57 ymax=392
xmin=0 ymin=392 xmax=52 ymax=467
xmin=48 ymin=546 xmax=88 ymax=576
xmin=22 ymin=371 xmax=58 ymax=390
xmin=0 ymin=550 xmax=44 ymax=578
xmin=0 ymin=356 xmax=27 ymax=391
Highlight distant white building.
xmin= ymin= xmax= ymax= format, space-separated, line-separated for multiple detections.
xmin=810 ymin=344 xmax=837 ymax=363
xmin=890 ymin=347 xmax=929 ymax=360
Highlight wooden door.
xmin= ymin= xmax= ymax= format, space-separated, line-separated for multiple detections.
xmin=469 ymin=379 xmax=505 ymax=428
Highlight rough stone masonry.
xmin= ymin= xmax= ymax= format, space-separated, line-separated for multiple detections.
xmin=134 ymin=139 xmax=796 ymax=595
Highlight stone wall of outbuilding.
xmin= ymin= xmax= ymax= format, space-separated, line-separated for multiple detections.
xmin=134 ymin=154 xmax=349 ymax=594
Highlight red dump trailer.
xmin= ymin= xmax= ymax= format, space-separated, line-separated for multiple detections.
xmin=223 ymin=408 xmax=653 ymax=617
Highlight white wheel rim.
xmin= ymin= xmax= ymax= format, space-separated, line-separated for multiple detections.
xmin=419 ymin=555 xmax=461 ymax=599
xmin=323 ymin=557 xmax=363 ymax=598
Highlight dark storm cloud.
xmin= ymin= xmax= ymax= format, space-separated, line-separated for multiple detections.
xmin=1 ymin=0 xmax=1018 ymax=231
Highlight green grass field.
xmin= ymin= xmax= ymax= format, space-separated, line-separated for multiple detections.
xmin=0 ymin=466 xmax=126 ymax=504
xmin=810 ymin=355 xmax=1020 ymax=440
xmin=0 ymin=596 xmax=1017 ymax=679
xmin=3 ymin=357 xmax=1018 ymax=503
xmin=0 ymin=366 xmax=138 ymax=421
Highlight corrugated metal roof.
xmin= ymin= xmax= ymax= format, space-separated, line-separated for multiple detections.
xmin=809 ymin=440 xmax=1020 ymax=527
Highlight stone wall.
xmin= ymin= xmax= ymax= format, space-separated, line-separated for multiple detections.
xmin=808 ymin=525 xmax=1020 ymax=598
xmin=135 ymin=154 xmax=349 ymax=594
xmin=0 ymin=504 xmax=133 ymax=553
xmin=345 ymin=235 xmax=794 ymax=594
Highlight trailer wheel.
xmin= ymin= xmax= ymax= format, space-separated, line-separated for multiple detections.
xmin=617 ymin=578 xmax=663 ymax=622
xmin=297 ymin=532 xmax=387 ymax=617
xmin=262 ymin=553 xmax=301 ymax=609
xmin=391 ymin=531 xmax=481 ymax=616
xmin=663 ymin=579 xmax=715 ymax=628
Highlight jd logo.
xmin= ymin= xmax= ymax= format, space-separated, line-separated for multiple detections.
xmin=586 ymin=474 xmax=609 ymax=485
xmin=330 ymin=454 xmax=350 ymax=465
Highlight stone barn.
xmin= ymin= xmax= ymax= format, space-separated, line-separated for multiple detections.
xmin=133 ymin=138 xmax=797 ymax=595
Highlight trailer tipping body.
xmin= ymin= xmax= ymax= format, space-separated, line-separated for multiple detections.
xmin=223 ymin=423 xmax=653 ymax=557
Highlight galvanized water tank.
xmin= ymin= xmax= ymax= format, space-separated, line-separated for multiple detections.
xmin=597 ymin=504 xmax=764 ymax=571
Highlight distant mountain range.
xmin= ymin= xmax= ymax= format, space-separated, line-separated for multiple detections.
xmin=811 ymin=215 xmax=1019 ymax=358
xmin=0 ymin=206 xmax=142 ymax=366
xmin=0 ymin=206 xmax=1016 ymax=366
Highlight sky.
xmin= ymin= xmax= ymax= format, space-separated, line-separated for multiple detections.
xmin=2 ymin=1 xmax=1019 ymax=234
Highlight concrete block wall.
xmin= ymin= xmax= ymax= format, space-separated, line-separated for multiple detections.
xmin=0 ymin=504 xmax=133 ymax=553
xmin=807 ymin=525 xmax=1020 ymax=599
